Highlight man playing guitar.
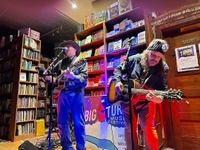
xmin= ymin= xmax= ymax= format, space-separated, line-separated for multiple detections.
xmin=114 ymin=39 xmax=169 ymax=150
xmin=44 ymin=40 xmax=88 ymax=150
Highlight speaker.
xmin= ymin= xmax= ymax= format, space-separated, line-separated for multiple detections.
xmin=18 ymin=140 xmax=40 ymax=150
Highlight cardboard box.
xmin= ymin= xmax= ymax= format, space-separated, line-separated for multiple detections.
xmin=18 ymin=28 xmax=40 ymax=40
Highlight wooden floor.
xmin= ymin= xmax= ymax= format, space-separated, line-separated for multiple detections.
xmin=0 ymin=133 xmax=99 ymax=150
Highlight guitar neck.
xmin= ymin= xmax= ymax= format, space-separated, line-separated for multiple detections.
xmin=124 ymin=88 xmax=167 ymax=97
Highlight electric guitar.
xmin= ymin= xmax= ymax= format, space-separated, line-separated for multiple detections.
xmin=107 ymin=79 xmax=184 ymax=103
xmin=52 ymin=59 xmax=86 ymax=99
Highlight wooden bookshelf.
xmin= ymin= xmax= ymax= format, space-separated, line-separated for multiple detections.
xmin=0 ymin=34 xmax=41 ymax=141
xmin=75 ymin=8 xmax=149 ymax=97
xmin=37 ymin=57 xmax=50 ymax=127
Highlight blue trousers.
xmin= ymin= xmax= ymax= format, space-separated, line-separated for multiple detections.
xmin=57 ymin=90 xmax=85 ymax=150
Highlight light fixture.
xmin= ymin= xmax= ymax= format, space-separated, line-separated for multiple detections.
xmin=71 ymin=0 xmax=77 ymax=9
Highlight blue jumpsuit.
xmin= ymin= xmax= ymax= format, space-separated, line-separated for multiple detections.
xmin=57 ymin=57 xmax=88 ymax=150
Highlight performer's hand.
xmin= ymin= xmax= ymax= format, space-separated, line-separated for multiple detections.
xmin=64 ymin=70 xmax=75 ymax=79
xmin=115 ymin=82 xmax=124 ymax=95
xmin=146 ymin=91 xmax=163 ymax=104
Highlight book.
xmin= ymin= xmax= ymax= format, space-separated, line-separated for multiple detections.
xmin=20 ymin=72 xmax=27 ymax=81
xmin=108 ymin=2 xmax=119 ymax=19
xmin=118 ymin=0 xmax=132 ymax=14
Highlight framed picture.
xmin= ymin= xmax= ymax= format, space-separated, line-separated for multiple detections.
xmin=175 ymin=44 xmax=199 ymax=72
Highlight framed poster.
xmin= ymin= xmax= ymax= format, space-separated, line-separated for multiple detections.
xmin=175 ymin=44 xmax=199 ymax=72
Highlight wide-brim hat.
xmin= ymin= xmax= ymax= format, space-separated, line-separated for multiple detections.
xmin=147 ymin=39 xmax=169 ymax=54
xmin=59 ymin=40 xmax=81 ymax=56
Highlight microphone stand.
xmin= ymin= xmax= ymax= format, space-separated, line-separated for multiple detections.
xmin=123 ymin=41 xmax=136 ymax=150
xmin=42 ymin=50 xmax=63 ymax=150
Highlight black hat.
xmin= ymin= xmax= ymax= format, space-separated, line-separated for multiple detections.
xmin=147 ymin=39 xmax=169 ymax=54
xmin=59 ymin=40 xmax=81 ymax=56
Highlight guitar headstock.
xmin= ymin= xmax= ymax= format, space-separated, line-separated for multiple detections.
xmin=166 ymin=88 xmax=184 ymax=100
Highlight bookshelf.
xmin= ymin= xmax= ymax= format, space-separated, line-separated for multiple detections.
xmin=0 ymin=34 xmax=41 ymax=141
xmin=0 ymin=38 xmax=18 ymax=140
xmin=37 ymin=58 xmax=50 ymax=126
xmin=75 ymin=7 xmax=150 ymax=97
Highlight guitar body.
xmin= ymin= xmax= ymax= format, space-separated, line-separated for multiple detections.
xmin=108 ymin=79 xmax=142 ymax=103
xmin=108 ymin=79 xmax=184 ymax=103
xmin=52 ymin=58 xmax=86 ymax=99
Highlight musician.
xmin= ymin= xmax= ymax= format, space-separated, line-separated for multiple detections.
xmin=44 ymin=40 xmax=88 ymax=150
xmin=114 ymin=39 xmax=169 ymax=150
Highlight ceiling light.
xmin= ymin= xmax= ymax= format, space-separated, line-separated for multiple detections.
xmin=71 ymin=2 xmax=77 ymax=9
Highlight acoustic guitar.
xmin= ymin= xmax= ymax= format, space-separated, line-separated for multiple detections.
xmin=52 ymin=59 xmax=86 ymax=99
xmin=108 ymin=79 xmax=184 ymax=103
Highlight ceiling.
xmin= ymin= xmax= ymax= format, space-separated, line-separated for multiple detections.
xmin=0 ymin=0 xmax=199 ymax=43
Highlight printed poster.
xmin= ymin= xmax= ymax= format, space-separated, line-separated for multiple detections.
xmin=84 ymin=96 xmax=131 ymax=150
xmin=175 ymin=44 xmax=199 ymax=72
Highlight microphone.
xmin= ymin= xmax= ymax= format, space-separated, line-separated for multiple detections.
xmin=54 ymin=47 xmax=68 ymax=52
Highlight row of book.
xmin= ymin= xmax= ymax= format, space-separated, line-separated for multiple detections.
xmin=24 ymin=36 xmax=39 ymax=50
xmin=107 ymin=31 xmax=146 ymax=53
xmin=21 ymin=59 xmax=37 ymax=71
xmin=107 ymin=55 xmax=125 ymax=69
xmin=19 ymin=84 xmax=37 ymax=95
xmin=22 ymin=48 xmax=40 ymax=60
xmin=88 ymin=60 xmax=104 ymax=72
xmin=0 ymin=82 xmax=13 ymax=95
xmin=38 ymin=90 xmax=47 ymax=97
xmin=17 ymin=122 xmax=34 ymax=135
xmin=17 ymin=97 xmax=36 ymax=108
xmin=20 ymin=72 xmax=38 ymax=83
xmin=84 ymin=0 xmax=132 ymax=29
xmin=90 ymin=90 xmax=105 ymax=96
xmin=17 ymin=110 xmax=35 ymax=122
xmin=80 ymin=45 xmax=105 ymax=59
xmin=106 ymin=19 xmax=145 ymax=37
xmin=38 ymin=100 xmax=45 ymax=108
xmin=87 ymin=74 xmax=105 ymax=87
xmin=37 ymin=109 xmax=45 ymax=118
xmin=78 ymin=30 xmax=104 ymax=46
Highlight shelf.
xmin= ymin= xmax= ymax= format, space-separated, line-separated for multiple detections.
xmin=17 ymin=107 xmax=36 ymax=109
xmin=84 ymin=95 xmax=107 ymax=98
xmin=23 ymin=45 xmax=40 ymax=52
xmin=106 ymin=7 xmax=144 ymax=26
xmin=14 ymin=133 xmax=35 ymax=141
xmin=81 ymin=39 xmax=104 ymax=50
xmin=88 ymin=70 xmax=104 ymax=75
xmin=21 ymin=68 xmax=38 ymax=73
xmin=37 ymin=107 xmax=45 ymax=109
xmin=86 ymin=54 xmax=104 ymax=61
xmin=85 ymin=86 xmax=105 ymax=90
xmin=107 ymin=48 xmax=128 ymax=56
xmin=76 ymin=22 xmax=104 ymax=39
xmin=17 ymin=120 xmax=35 ymax=123
xmin=22 ymin=57 xmax=40 ymax=63
xmin=18 ymin=94 xmax=37 ymax=97
xmin=106 ymin=25 xmax=145 ymax=42
xmin=107 ymin=67 xmax=115 ymax=71
xmin=38 ymin=96 xmax=47 ymax=99
xmin=20 ymin=81 xmax=38 ymax=84
xmin=107 ymin=42 xmax=146 ymax=57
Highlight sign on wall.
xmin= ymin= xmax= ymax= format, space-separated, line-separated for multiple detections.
xmin=175 ymin=44 xmax=199 ymax=72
